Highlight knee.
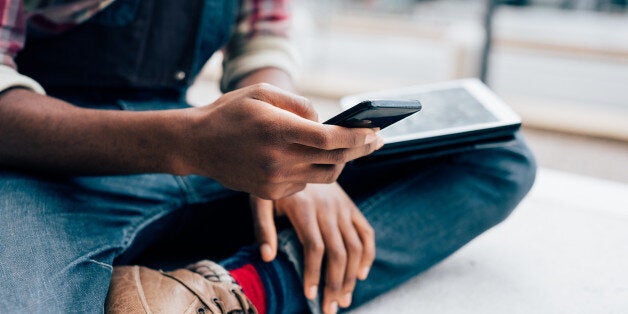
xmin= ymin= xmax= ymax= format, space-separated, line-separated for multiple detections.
xmin=454 ymin=133 xmax=537 ymax=223
xmin=493 ymin=134 xmax=537 ymax=201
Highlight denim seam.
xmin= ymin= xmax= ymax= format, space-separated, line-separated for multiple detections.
xmin=173 ymin=176 xmax=196 ymax=205
xmin=50 ymin=245 xmax=120 ymax=283
xmin=88 ymin=259 xmax=114 ymax=271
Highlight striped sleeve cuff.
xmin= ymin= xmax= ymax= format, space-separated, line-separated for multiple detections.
xmin=221 ymin=36 xmax=300 ymax=92
xmin=0 ymin=65 xmax=46 ymax=94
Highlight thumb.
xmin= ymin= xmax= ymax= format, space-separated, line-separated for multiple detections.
xmin=250 ymin=195 xmax=278 ymax=262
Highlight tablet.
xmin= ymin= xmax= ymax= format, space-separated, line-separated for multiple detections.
xmin=339 ymin=78 xmax=521 ymax=160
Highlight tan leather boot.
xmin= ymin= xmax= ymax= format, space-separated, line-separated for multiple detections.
xmin=106 ymin=260 xmax=257 ymax=314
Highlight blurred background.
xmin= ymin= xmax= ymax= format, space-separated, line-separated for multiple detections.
xmin=191 ymin=0 xmax=628 ymax=183
xmin=186 ymin=2 xmax=628 ymax=312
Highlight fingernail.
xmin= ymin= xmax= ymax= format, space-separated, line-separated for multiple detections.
xmin=375 ymin=136 xmax=385 ymax=149
xmin=307 ymin=285 xmax=318 ymax=299
xmin=342 ymin=293 xmax=352 ymax=306
xmin=364 ymin=133 xmax=377 ymax=144
xmin=330 ymin=301 xmax=338 ymax=314
xmin=359 ymin=266 xmax=370 ymax=279
xmin=261 ymin=244 xmax=272 ymax=260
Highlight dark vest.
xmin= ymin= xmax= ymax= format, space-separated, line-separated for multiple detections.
xmin=16 ymin=0 xmax=237 ymax=92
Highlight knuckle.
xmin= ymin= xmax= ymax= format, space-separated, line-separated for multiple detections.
xmin=306 ymin=267 xmax=321 ymax=279
xmin=344 ymin=279 xmax=357 ymax=289
xmin=307 ymin=241 xmax=325 ymax=255
xmin=308 ymin=111 xmax=319 ymax=122
xmin=351 ymin=132 xmax=363 ymax=147
xmin=253 ymin=82 xmax=271 ymax=93
xmin=260 ymin=156 xmax=284 ymax=184
xmin=342 ymin=282 xmax=357 ymax=294
xmin=302 ymin=100 xmax=319 ymax=121
xmin=314 ymin=131 xmax=334 ymax=149
xmin=343 ymin=130 xmax=362 ymax=147
xmin=329 ymin=247 xmax=347 ymax=263
xmin=328 ymin=149 xmax=348 ymax=163
xmin=366 ymin=141 xmax=377 ymax=154
xmin=296 ymin=193 xmax=315 ymax=208
xmin=326 ymin=280 xmax=343 ymax=292
xmin=347 ymin=240 xmax=363 ymax=256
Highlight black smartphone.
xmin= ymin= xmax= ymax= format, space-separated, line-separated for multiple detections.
xmin=324 ymin=100 xmax=422 ymax=129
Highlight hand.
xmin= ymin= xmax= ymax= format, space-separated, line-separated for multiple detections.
xmin=173 ymin=83 xmax=383 ymax=199
xmin=251 ymin=183 xmax=376 ymax=314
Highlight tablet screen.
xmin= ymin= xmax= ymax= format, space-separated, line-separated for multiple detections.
xmin=380 ymin=87 xmax=499 ymax=138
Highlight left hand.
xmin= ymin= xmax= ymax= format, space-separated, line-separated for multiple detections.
xmin=250 ymin=183 xmax=376 ymax=314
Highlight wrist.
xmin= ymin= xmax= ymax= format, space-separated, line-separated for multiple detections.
xmin=160 ymin=108 xmax=200 ymax=176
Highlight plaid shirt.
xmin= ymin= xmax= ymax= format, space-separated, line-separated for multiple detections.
xmin=0 ymin=0 xmax=297 ymax=93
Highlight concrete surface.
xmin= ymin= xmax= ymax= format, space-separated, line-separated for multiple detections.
xmin=351 ymin=168 xmax=628 ymax=314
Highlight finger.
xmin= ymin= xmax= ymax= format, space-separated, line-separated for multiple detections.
xmin=245 ymin=83 xmax=319 ymax=121
xmin=294 ymin=137 xmax=384 ymax=165
xmin=250 ymin=196 xmax=277 ymax=262
xmin=287 ymin=207 xmax=325 ymax=301
xmin=289 ymin=124 xmax=381 ymax=151
xmin=245 ymin=96 xmax=379 ymax=151
xmin=318 ymin=216 xmax=347 ymax=314
xmin=337 ymin=214 xmax=363 ymax=308
xmin=352 ymin=208 xmax=376 ymax=280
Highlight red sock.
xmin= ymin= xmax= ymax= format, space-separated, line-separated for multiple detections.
xmin=229 ymin=264 xmax=267 ymax=314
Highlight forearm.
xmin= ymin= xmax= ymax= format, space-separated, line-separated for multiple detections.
xmin=0 ymin=67 xmax=294 ymax=176
xmin=0 ymin=88 xmax=186 ymax=175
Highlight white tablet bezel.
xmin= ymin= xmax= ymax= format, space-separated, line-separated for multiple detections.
xmin=339 ymin=78 xmax=521 ymax=144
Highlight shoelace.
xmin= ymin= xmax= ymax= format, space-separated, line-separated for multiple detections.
xmin=186 ymin=260 xmax=256 ymax=314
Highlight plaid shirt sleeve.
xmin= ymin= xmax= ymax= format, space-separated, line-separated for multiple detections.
xmin=221 ymin=0 xmax=299 ymax=92
xmin=0 ymin=0 xmax=45 ymax=94
xmin=1 ymin=0 xmax=297 ymax=94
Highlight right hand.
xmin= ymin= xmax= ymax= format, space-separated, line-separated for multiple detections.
xmin=173 ymin=83 xmax=384 ymax=199
xmin=251 ymin=182 xmax=376 ymax=313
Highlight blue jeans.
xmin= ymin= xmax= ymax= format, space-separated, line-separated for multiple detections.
xmin=0 ymin=93 xmax=536 ymax=313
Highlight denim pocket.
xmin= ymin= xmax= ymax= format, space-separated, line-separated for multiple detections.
xmin=89 ymin=0 xmax=141 ymax=27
